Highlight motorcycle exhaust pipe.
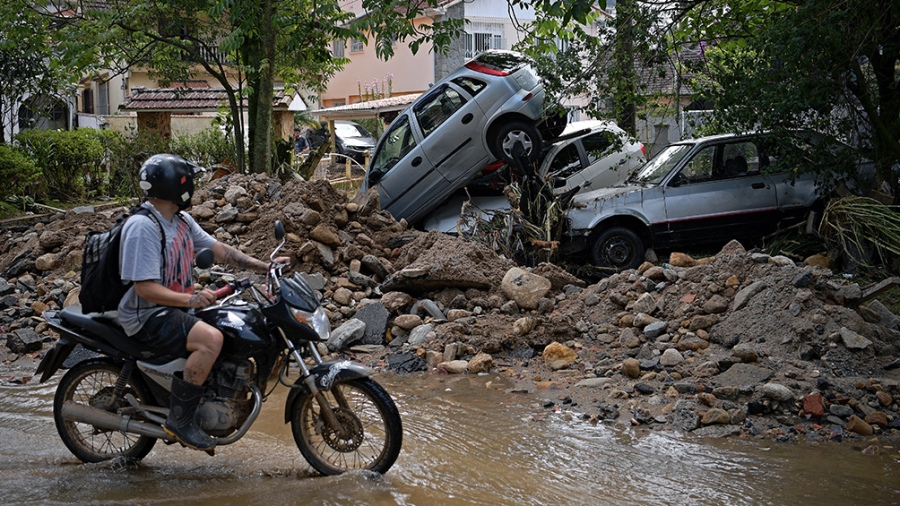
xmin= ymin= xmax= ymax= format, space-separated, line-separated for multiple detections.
xmin=60 ymin=401 xmax=172 ymax=440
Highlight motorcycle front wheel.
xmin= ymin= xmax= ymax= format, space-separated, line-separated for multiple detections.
xmin=53 ymin=358 xmax=157 ymax=463
xmin=290 ymin=377 xmax=402 ymax=475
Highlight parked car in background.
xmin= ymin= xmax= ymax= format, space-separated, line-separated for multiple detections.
xmin=307 ymin=120 xmax=377 ymax=165
xmin=564 ymin=132 xmax=825 ymax=271
xmin=363 ymin=50 xmax=564 ymax=224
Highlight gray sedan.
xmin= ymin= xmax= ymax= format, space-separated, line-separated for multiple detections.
xmin=565 ymin=132 xmax=822 ymax=271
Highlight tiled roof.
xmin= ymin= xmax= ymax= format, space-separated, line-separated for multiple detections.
xmin=311 ymin=93 xmax=421 ymax=116
xmin=121 ymin=87 xmax=295 ymax=111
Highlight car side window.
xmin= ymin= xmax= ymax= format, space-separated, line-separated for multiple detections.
xmin=451 ymin=77 xmax=486 ymax=97
xmin=679 ymin=145 xmax=716 ymax=183
xmin=582 ymin=130 xmax=623 ymax=165
xmin=370 ymin=115 xmax=417 ymax=177
xmin=414 ymin=86 xmax=468 ymax=138
xmin=548 ymin=143 xmax=582 ymax=178
xmin=721 ymin=141 xmax=760 ymax=177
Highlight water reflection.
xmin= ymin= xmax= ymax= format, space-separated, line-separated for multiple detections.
xmin=0 ymin=370 xmax=897 ymax=505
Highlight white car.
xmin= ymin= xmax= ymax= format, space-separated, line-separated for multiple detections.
xmin=540 ymin=120 xmax=646 ymax=195
xmin=422 ymin=119 xmax=645 ymax=232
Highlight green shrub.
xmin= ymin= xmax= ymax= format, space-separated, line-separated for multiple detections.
xmin=170 ymin=128 xmax=238 ymax=170
xmin=15 ymin=129 xmax=108 ymax=200
xmin=0 ymin=144 xmax=41 ymax=201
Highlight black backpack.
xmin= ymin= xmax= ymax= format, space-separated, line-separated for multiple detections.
xmin=79 ymin=206 xmax=164 ymax=314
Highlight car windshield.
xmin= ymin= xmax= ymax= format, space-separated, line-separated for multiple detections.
xmin=633 ymin=144 xmax=694 ymax=184
xmin=335 ymin=123 xmax=370 ymax=138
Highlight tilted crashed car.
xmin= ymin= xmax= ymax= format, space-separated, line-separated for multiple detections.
xmin=564 ymin=132 xmax=826 ymax=271
xmin=363 ymin=50 xmax=565 ymax=225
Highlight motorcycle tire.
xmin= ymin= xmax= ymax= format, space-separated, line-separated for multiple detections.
xmin=54 ymin=358 xmax=157 ymax=463
xmin=290 ymin=377 xmax=402 ymax=475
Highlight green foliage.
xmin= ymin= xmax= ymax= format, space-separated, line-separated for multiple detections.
xmin=15 ymin=129 xmax=109 ymax=200
xmin=0 ymin=144 xmax=41 ymax=201
xmin=170 ymin=128 xmax=237 ymax=170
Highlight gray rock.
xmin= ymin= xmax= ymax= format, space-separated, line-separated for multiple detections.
xmin=501 ymin=267 xmax=551 ymax=310
xmin=643 ymin=321 xmax=668 ymax=339
xmin=298 ymin=272 xmax=326 ymax=291
xmin=408 ymin=323 xmax=436 ymax=346
xmin=672 ymin=409 xmax=700 ymax=432
xmin=866 ymin=299 xmax=900 ymax=329
xmin=354 ymin=303 xmax=390 ymax=345
xmin=0 ymin=278 xmax=13 ymax=296
xmin=758 ymin=382 xmax=794 ymax=402
xmin=659 ymin=348 xmax=684 ymax=367
xmin=711 ymin=363 xmax=773 ymax=389
xmin=839 ymin=327 xmax=873 ymax=350
xmin=829 ymin=404 xmax=854 ymax=418
xmin=7 ymin=328 xmax=43 ymax=354
xmin=633 ymin=293 xmax=657 ymax=315
xmin=326 ymin=319 xmax=366 ymax=351
xmin=411 ymin=299 xmax=445 ymax=320
xmin=732 ymin=281 xmax=767 ymax=311
xmin=575 ymin=377 xmax=614 ymax=388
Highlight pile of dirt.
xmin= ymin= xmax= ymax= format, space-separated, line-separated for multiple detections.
xmin=1 ymin=173 xmax=898 ymax=444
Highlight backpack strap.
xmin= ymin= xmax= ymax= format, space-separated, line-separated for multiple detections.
xmin=131 ymin=206 xmax=167 ymax=274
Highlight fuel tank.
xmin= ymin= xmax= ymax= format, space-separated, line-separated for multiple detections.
xmin=197 ymin=305 xmax=275 ymax=358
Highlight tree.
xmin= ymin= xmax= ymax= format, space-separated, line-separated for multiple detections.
xmin=0 ymin=0 xmax=79 ymax=144
xmin=676 ymin=0 xmax=900 ymax=198
xmin=36 ymin=0 xmax=462 ymax=174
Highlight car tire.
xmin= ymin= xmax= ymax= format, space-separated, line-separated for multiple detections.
xmin=590 ymin=226 xmax=645 ymax=272
xmin=493 ymin=121 xmax=543 ymax=165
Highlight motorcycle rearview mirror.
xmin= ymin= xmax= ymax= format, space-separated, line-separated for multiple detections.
xmin=274 ymin=220 xmax=285 ymax=240
xmin=195 ymin=249 xmax=215 ymax=269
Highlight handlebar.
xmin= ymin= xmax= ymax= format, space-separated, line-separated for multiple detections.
xmin=213 ymin=278 xmax=252 ymax=300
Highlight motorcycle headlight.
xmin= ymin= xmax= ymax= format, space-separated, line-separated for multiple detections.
xmin=289 ymin=306 xmax=331 ymax=340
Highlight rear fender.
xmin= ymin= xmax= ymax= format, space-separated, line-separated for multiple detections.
xmin=35 ymin=335 xmax=76 ymax=383
xmin=282 ymin=360 xmax=374 ymax=423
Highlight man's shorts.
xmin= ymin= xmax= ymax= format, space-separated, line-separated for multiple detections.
xmin=133 ymin=308 xmax=201 ymax=358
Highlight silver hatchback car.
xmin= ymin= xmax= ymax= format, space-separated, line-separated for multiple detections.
xmin=364 ymin=50 xmax=554 ymax=224
xmin=565 ymin=132 xmax=823 ymax=271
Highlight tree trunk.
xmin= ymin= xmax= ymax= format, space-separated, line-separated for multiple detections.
xmin=613 ymin=0 xmax=637 ymax=136
xmin=247 ymin=0 xmax=276 ymax=174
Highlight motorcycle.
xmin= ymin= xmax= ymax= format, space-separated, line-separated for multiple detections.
xmin=35 ymin=220 xmax=402 ymax=475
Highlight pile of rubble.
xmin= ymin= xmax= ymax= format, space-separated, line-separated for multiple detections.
xmin=1 ymin=173 xmax=898 ymax=444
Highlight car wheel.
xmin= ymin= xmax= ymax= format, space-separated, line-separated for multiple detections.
xmin=493 ymin=121 xmax=543 ymax=165
xmin=590 ymin=226 xmax=645 ymax=272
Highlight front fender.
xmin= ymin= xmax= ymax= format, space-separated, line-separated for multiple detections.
xmin=283 ymin=360 xmax=374 ymax=423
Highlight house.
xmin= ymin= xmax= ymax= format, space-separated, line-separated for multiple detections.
xmin=320 ymin=0 xmax=615 ymax=128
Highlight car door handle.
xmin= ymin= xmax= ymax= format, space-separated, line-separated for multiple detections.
xmin=411 ymin=156 xmax=423 ymax=167
xmin=751 ymin=182 xmax=766 ymax=189
xmin=461 ymin=113 xmax=474 ymax=124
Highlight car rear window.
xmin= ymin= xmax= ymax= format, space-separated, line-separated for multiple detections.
xmin=465 ymin=51 xmax=530 ymax=76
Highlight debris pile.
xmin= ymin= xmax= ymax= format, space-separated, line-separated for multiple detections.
xmin=1 ymin=173 xmax=898 ymax=443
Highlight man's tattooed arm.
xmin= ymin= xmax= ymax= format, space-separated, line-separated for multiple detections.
xmin=213 ymin=243 xmax=267 ymax=273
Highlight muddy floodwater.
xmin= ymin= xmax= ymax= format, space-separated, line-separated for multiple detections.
xmin=1 ymin=366 xmax=898 ymax=506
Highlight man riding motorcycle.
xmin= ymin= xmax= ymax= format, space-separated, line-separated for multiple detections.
xmin=119 ymin=154 xmax=287 ymax=451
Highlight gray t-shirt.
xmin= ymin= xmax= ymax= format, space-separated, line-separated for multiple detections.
xmin=118 ymin=202 xmax=217 ymax=336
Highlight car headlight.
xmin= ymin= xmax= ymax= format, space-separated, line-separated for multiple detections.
xmin=289 ymin=306 xmax=331 ymax=340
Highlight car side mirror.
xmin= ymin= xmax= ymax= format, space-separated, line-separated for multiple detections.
xmin=368 ymin=171 xmax=383 ymax=184
xmin=274 ymin=220 xmax=285 ymax=240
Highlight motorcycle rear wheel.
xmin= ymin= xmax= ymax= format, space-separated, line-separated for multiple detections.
xmin=290 ymin=377 xmax=402 ymax=475
xmin=54 ymin=358 xmax=157 ymax=463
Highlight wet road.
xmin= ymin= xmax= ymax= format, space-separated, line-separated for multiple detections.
xmin=1 ymin=363 xmax=899 ymax=505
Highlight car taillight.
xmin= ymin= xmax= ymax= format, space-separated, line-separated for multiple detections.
xmin=522 ymin=92 xmax=533 ymax=101
xmin=482 ymin=160 xmax=505 ymax=174
xmin=640 ymin=144 xmax=647 ymax=157
xmin=465 ymin=61 xmax=509 ymax=76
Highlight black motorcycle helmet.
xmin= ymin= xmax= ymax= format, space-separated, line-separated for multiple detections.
xmin=138 ymin=154 xmax=204 ymax=210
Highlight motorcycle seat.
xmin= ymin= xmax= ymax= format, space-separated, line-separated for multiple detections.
xmin=60 ymin=306 xmax=165 ymax=359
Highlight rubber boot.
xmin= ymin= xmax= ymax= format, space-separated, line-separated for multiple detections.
xmin=164 ymin=376 xmax=216 ymax=451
